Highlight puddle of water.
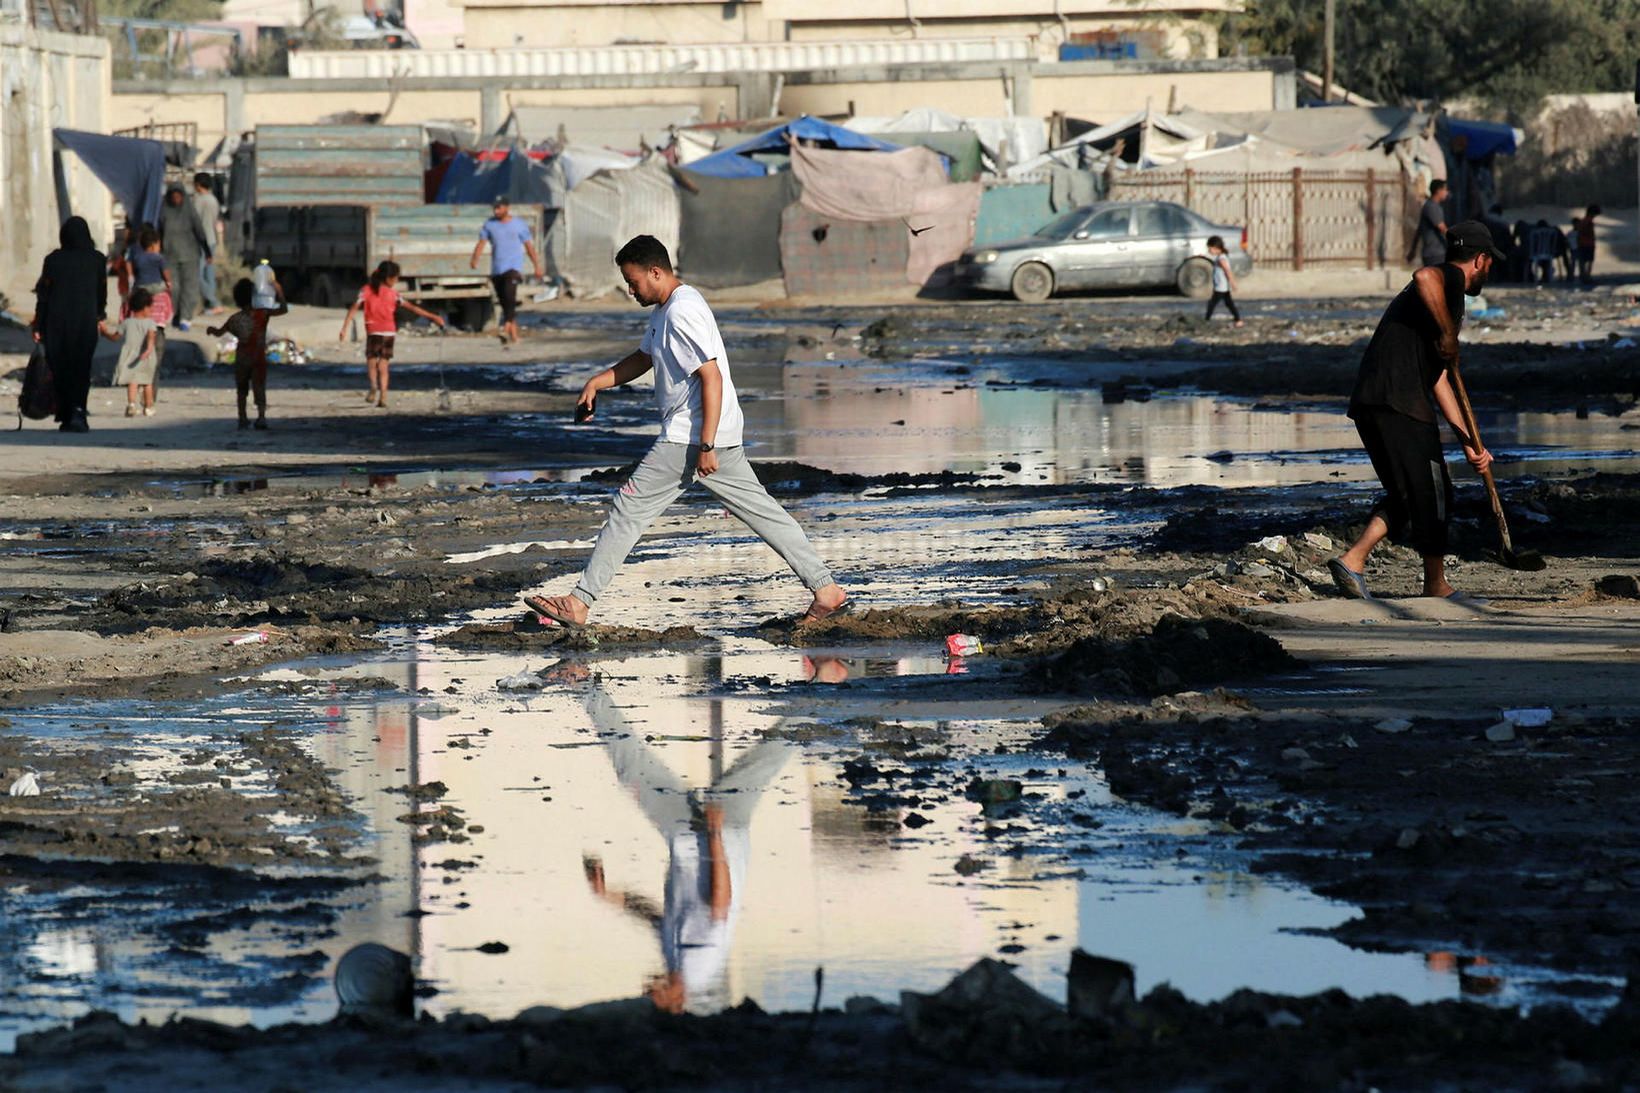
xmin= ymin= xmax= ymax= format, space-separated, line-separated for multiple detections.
xmin=2 ymin=636 xmax=1617 ymax=1052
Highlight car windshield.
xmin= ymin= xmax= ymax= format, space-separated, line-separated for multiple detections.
xmin=1034 ymin=209 xmax=1091 ymax=239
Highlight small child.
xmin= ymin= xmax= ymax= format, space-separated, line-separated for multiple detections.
xmin=1204 ymin=235 xmax=1244 ymax=327
xmin=209 ymin=277 xmax=287 ymax=430
xmin=101 ymin=286 xmax=160 ymax=417
xmin=340 ymin=260 xmax=445 ymax=410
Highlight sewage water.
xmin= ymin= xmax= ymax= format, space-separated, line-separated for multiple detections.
xmin=2 ymin=334 xmax=1631 ymax=1047
xmin=7 ymin=632 xmax=1595 ymax=1053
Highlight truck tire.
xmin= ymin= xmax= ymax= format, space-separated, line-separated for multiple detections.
xmin=1010 ymin=261 xmax=1054 ymax=304
xmin=1175 ymin=258 xmax=1215 ymax=299
xmin=307 ymin=272 xmax=338 ymax=308
xmin=458 ymin=298 xmax=493 ymax=333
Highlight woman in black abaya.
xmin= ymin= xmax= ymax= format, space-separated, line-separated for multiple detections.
xmin=32 ymin=216 xmax=108 ymax=432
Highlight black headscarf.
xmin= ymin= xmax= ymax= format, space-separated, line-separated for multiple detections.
xmin=59 ymin=216 xmax=95 ymax=251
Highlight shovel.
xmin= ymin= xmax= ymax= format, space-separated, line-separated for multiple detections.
xmin=1447 ymin=357 xmax=1545 ymax=572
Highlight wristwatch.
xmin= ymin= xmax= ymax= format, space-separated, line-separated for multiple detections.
xmin=699 ymin=442 xmax=715 ymax=452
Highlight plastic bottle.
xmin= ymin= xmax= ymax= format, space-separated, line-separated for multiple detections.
xmin=251 ymin=260 xmax=277 ymax=308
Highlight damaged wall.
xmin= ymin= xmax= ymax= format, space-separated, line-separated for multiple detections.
xmin=0 ymin=23 xmax=111 ymax=309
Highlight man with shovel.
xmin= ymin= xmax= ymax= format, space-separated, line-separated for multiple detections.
xmin=1329 ymin=221 xmax=1503 ymax=602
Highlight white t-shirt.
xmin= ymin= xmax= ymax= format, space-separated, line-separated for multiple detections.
xmin=640 ymin=284 xmax=744 ymax=447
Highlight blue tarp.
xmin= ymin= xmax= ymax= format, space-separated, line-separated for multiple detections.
xmin=435 ymin=148 xmax=559 ymax=207
xmin=53 ymin=128 xmax=166 ymax=227
xmin=1445 ymin=117 xmax=1518 ymax=159
xmin=686 ymin=115 xmax=906 ymax=179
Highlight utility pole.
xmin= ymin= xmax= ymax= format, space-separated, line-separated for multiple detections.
xmin=1322 ymin=0 xmax=1336 ymax=103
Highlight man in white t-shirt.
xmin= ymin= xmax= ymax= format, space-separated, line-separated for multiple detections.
xmin=522 ymin=235 xmax=848 ymax=627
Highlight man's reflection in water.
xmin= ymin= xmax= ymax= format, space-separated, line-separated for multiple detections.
xmin=579 ymin=684 xmax=792 ymax=1015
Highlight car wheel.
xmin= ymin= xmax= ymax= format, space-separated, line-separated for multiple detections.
xmin=1175 ymin=258 xmax=1215 ymax=299
xmin=1010 ymin=261 xmax=1054 ymax=304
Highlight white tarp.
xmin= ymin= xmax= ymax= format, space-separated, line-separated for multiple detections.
xmin=556 ymin=145 xmax=640 ymax=192
xmin=845 ymin=109 xmax=1047 ymax=173
xmin=548 ymin=156 xmax=680 ymax=297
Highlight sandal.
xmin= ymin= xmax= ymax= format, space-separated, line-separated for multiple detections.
xmin=521 ymin=593 xmax=586 ymax=629
xmin=1443 ymin=589 xmax=1489 ymax=607
xmin=1327 ymin=558 xmax=1373 ymax=600
xmin=798 ymin=598 xmax=854 ymax=626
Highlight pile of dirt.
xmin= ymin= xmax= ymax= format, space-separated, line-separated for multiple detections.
xmin=1028 ymin=615 xmax=1299 ymax=697
xmin=7 ymin=958 xmax=1637 ymax=1091
xmin=436 ymin=619 xmax=706 ymax=651
xmin=94 ymin=555 xmax=528 ymax=630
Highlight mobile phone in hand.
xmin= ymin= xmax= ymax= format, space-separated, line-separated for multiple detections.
xmin=575 ymin=395 xmax=596 ymax=423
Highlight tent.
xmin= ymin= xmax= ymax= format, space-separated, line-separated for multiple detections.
xmin=53 ymin=129 xmax=167 ymax=228
xmin=686 ymin=116 xmax=905 ymax=179
xmin=674 ymin=168 xmax=798 ymax=288
xmin=1443 ymin=117 xmax=1520 ymax=160
xmin=546 ymin=157 xmax=679 ymax=297
xmin=845 ymin=108 xmax=1048 ymax=174
xmin=1170 ymin=105 xmax=1427 ymax=156
xmin=788 ymin=142 xmax=979 ymax=287
xmin=434 ymin=147 xmax=560 ymax=207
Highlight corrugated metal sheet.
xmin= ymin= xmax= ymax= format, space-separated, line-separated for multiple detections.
xmin=289 ymin=38 xmax=1033 ymax=80
xmin=254 ymin=125 xmax=426 ymax=207
xmin=373 ymin=204 xmax=544 ymax=278
xmin=548 ymin=158 xmax=679 ymax=298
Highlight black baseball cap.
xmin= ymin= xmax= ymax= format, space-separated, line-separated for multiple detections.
xmin=1446 ymin=220 xmax=1506 ymax=261
xmin=492 ymin=195 xmax=510 ymax=208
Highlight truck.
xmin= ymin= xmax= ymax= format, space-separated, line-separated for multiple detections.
xmin=227 ymin=124 xmax=537 ymax=328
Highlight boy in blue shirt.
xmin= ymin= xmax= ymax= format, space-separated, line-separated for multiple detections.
xmin=470 ymin=197 xmax=543 ymax=347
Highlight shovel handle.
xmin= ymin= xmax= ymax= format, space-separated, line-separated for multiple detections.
xmin=1446 ymin=358 xmax=1515 ymax=554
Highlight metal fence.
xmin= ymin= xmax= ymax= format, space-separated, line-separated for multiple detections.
xmin=1110 ymin=167 xmax=1414 ymax=270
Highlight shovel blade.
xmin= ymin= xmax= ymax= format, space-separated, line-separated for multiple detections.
xmin=1502 ymin=547 xmax=1546 ymax=572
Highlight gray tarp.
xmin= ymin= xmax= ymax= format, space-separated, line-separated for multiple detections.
xmin=674 ymin=168 xmax=798 ymax=288
xmin=547 ymin=157 xmax=680 ymax=297
xmin=53 ymin=129 xmax=166 ymax=227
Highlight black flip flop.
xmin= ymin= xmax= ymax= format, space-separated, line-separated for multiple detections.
xmin=1327 ymin=558 xmax=1373 ymax=601
xmin=521 ymin=594 xmax=585 ymax=629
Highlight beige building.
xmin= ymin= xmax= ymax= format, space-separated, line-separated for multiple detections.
xmin=454 ymin=0 xmax=1237 ymax=56
xmin=0 ymin=20 xmax=112 ymax=307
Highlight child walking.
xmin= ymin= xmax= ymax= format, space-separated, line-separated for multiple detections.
xmin=101 ymin=286 xmax=160 ymax=417
xmin=340 ymin=260 xmax=445 ymax=409
xmin=208 ymin=276 xmax=286 ymax=430
xmin=1204 ymin=235 xmax=1244 ymax=327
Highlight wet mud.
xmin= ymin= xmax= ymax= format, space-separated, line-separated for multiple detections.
xmin=2 ymin=292 xmax=1638 ymax=1087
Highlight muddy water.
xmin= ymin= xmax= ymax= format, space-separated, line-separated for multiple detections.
xmin=0 ymin=636 xmax=1525 ymax=1050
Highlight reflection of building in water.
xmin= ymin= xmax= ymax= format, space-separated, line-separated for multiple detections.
xmin=404 ymin=651 xmax=1079 ymax=1019
xmin=761 ymin=363 xmax=1369 ymax=488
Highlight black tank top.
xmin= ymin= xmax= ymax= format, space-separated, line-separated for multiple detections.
xmin=1349 ymin=264 xmax=1465 ymax=424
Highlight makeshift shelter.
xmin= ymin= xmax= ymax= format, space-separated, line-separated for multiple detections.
xmin=780 ymin=205 xmax=909 ymax=298
xmin=546 ymin=157 xmax=679 ymax=297
xmin=434 ymin=148 xmax=560 ymax=207
xmin=974 ymin=184 xmax=1056 ymax=246
xmin=845 ymin=108 xmax=1047 ymax=174
xmin=674 ymin=168 xmax=799 ymax=288
xmin=687 ymin=116 xmax=905 ymax=179
xmin=53 ymin=129 xmax=167 ymax=227
xmin=788 ymin=142 xmax=979 ymax=287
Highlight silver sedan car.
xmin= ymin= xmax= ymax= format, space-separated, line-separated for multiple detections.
xmin=955 ymin=200 xmax=1253 ymax=303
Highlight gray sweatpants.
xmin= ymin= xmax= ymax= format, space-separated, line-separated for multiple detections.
xmin=572 ymin=441 xmax=833 ymax=607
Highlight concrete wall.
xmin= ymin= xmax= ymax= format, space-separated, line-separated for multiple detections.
xmin=113 ymin=57 xmax=1292 ymax=156
xmin=1031 ymin=64 xmax=1279 ymax=117
xmin=0 ymin=23 xmax=112 ymax=308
